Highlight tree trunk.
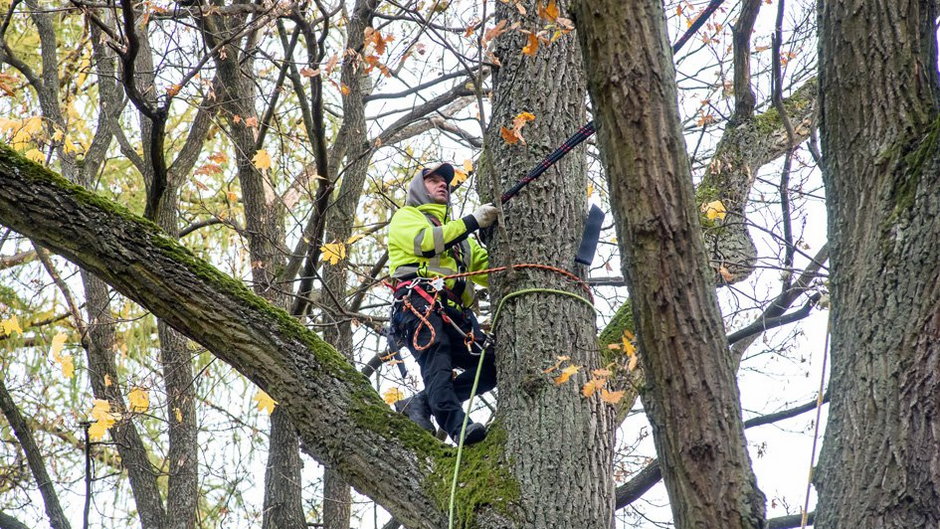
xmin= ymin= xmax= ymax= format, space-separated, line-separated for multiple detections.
xmin=571 ymin=1 xmax=766 ymax=528
xmin=154 ymin=182 xmax=199 ymax=529
xmin=320 ymin=2 xmax=377 ymax=526
xmin=482 ymin=2 xmax=615 ymax=527
xmin=815 ymin=2 xmax=940 ymax=528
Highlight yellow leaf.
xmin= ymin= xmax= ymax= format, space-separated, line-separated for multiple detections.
xmin=553 ymin=364 xmax=581 ymax=385
xmin=606 ymin=343 xmax=621 ymax=350
xmin=253 ymin=389 xmax=277 ymax=414
xmin=462 ymin=159 xmax=473 ymax=173
xmin=521 ymin=32 xmax=539 ymax=56
xmin=128 ymin=388 xmax=149 ymax=413
xmin=383 ymin=387 xmax=404 ymax=405
xmin=58 ymin=354 xmax=74 ymax=379
xmin=628 ymin=353 xmax=639 ymax=372
xmin=587 ymin=183 xmax=594 ymax=198
xmin=50 ymin=332 xmax=67 ymax=357
xmin=346 ymin=233 xmax=366 ymax=245
xmin=62 ymin=136 xmax=80 ymax=154
xmin=88 ymin=420 xmax=110 ymax=441
xmin=320 ymin=241 xmax=347 ymax=265
xmin=21 ymin=116 xmax=43 ymax=135
xmin=104 ymin=374 xmax=113 ymax=387
xmin=592 ymin=368 xmax=612 ymax=377
xmin=88 ymin=399 xmax=117 ymax=440
xmin=24 ymin=148 xmax=45 ymax=163
xmin=514 ymin=111 xmax=536 ymax=124
xmin=600 ymin=389 xmax=625 ymax=404
xmin=90 ymin=399 xmax=114 ymax=422
xmin=581 ymin=377 xmax=606 ymax=397
xmin=226 ymin=191 xmax=238 ymax=203
xmin=1 ymin=315 xmax=22 ymax=336
xmin=252 ymin=149 xmax=272 ymax=171
xmin=622 ymin=335 xmax=636 ymax=357
xmin=702 ymin=200 xmax=727 ymax=220
xmin=174 ymin=407 xmax=183 ymax=423
xmin=340 ymin=83 xmax=351 ymax=95
xmin=452 ymin=168 xmax=469 ymax=186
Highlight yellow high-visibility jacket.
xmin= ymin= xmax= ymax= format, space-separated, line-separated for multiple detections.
xmin=388 ymin=181 xmax=488 ymax=309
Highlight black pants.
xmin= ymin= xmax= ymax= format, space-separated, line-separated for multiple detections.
xmin=391 ymin=292 xmax=497 ymax=438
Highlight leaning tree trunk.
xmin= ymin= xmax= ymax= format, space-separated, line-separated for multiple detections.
xmin=482 ymin=1 xmax=615 ymax=527
xmin=815 ymin=2 xmax=940 ymax=528
xmin=571 ymin=1 xmax=766 ymax=528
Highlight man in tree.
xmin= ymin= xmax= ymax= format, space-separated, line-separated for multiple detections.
xmin=388 ymin=163 xmax=500 ymax=445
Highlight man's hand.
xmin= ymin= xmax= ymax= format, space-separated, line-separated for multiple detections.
xmin=472 ymin=203 xmax=499 ymax=228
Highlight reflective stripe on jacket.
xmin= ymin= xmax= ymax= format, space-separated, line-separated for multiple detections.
xmin=388 ymin=202 xmax=488 ymax=308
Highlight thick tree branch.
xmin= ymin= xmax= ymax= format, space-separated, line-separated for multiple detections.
xmin=0 ymin=146 xmax=518 ymax=529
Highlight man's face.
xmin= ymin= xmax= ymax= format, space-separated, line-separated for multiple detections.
xmin=424 ymin=173 xmax=449 ymax=204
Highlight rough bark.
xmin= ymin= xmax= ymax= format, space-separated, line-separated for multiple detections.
xmin=154 ymin=184 xmax=199 ymax=529
xmin=699 ymin=79 xmax=817 ymax=284
xmin=481 ymin=1 xmax=615 ymax=527
xmin=0 ymin=149 xmax=523 ymax=529
xmin=320 ymin=1 xmax=379 ymax=527
xmin=815 ymin=2 xmax=940 ymax=528
xmin=571 ymin=1 xmax=765 ymax=528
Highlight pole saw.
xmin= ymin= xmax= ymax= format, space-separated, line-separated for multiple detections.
xmin=494 ymin=0 xmax=726 ymax=265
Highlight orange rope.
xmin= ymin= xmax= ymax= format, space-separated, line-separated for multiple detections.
xmin=401 ymin=293 xmax=440 ymax=352
xmin=391 ymin=263 xmax=593 ymax=359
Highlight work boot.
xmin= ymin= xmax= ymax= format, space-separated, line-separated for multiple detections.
xmin=456 ymin=422 xmax=487 ymax=446
xmin=395 ymin=392 xmax=435 ymax=433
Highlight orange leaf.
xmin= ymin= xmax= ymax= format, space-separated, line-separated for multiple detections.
xmin=522 ymin=32 xmax=539 ymax=56
xmin=323 ymin=53 xmax=341 ymax=74
xmin=483 ymin=20 xmax=508 ymax=45
xmin=208 ymin=151 xmax=228 ymax=164
xmin=718 ymin=265 xmax=734 ymax=283
xmin=500 ymin=126 xmax=520 ymax=145
xmin=553 ymin=364 xmax=581 ymax=385
xmin=538 ymin=0 xmax=560 ymax=21
xmin=600 ymin=389 xmax=625 ymax=404
xmin=581 ymin=377 xmax=606 ymax=397
xmin=195 ymin=163 xmax=223 ymax=176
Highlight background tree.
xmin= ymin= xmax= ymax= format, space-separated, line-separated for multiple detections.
xmin=0 ymin=1 xmax=837 ymax=528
